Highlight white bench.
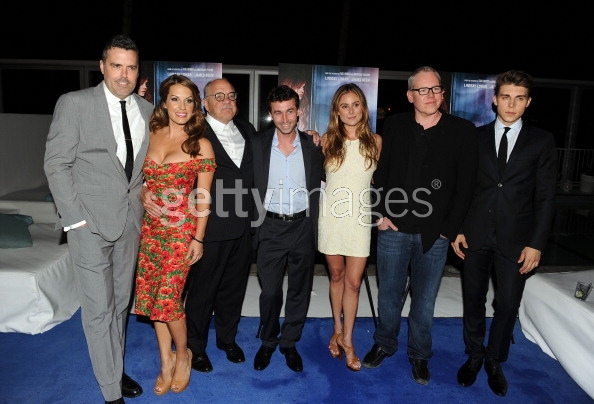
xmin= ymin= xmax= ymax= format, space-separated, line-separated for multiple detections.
xmin=519 ymin=270 xmax=594 ymax=399
xmin=0 ymin=200 xmax=79 ymax=334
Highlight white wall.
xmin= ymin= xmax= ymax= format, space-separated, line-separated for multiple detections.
xmin=0 ymin=113 xmax=53 ymax=199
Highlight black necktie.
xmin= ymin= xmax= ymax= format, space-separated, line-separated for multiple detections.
xmin=498 ymin=127 xmax=510 ymax=177
xmin=120 ymin=100 xmax=134 ymax=182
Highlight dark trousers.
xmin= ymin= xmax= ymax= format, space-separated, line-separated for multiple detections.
xmin=462 ymin=228 xmax=528 ymax=362
xmin=256 ymin=217 xmax=315 ymax=348
xmin=185 ymin=228 xmax=253 ymax=354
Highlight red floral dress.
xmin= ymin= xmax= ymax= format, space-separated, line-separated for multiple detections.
xmin=135 ymin=157 xmax=216 ymax=322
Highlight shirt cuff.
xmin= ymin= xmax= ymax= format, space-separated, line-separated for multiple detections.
xmin=64 ymin=220 xmax=87 ymax=232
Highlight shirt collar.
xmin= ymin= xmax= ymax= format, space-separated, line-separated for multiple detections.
xmin=103 ymin=82 xmax=132 ymax=107
xmin=495 ymin=118 xmax=522 ymax=134
xmin=206 ymin=114 xmax=234 ymax=133
xmin=273 ymin=130 xmax=301 ymax=147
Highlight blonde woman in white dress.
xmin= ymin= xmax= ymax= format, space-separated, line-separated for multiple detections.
xmin=318 ymin=83 xmax=382 ymax=371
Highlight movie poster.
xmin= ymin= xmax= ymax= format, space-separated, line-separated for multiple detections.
xmin=278 ymin=63 xmax=379 ymax=134
xmin=450 ymin=72 xmax=497 ymax=127
xmin=152 ymin=61 xmax=223 ymax=104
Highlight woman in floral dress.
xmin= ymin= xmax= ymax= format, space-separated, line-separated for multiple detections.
xmin=135 ymin=75 xmax=216 ymax=395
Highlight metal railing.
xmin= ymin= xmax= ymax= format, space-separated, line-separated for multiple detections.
xmin=557 ymin=148 xmax=594 ymax=185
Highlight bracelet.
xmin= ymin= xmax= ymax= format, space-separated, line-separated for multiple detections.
xmin=192 ymin=236 xmax=203 ymax=244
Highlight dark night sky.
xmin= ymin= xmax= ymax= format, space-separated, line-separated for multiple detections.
xmin=2 ymin=1 xmax=592 ymax=82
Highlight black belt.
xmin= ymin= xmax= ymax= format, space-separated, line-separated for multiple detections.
xmin=265 ymin=210 xmax=307 ymax=221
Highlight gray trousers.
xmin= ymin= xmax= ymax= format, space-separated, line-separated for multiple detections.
xmin=67 ymin=210 xmax=139 ymax=401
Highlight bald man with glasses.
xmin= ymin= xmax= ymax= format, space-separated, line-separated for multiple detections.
xmin=184 ymin=78 xmax=256 ymax=373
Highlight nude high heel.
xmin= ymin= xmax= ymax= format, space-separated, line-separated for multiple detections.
xmin=171 ymin=349 xmax=192 ymax=394
xmin=328 ymin=332 xmax=341 ymax=358
xmin=337 ymin=336 xmax=361 ymax=371
xmin=154 ymin=351 xmax=176 ymax=396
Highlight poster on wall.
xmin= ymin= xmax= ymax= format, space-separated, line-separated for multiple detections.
xmin=147 ymin=61 xmax=223 ymax=104
xmin=450 ymin=72 xmax=497 ymax=127
xmin=278 ymin=63 xmax=379 ymax=134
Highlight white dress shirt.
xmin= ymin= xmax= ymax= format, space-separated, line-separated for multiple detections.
xmin=104 ymin=83 xmax=145 ymax=167
xmin=495 ymin=119 xmax=522 ymax=162
xmin=206 ymin=114 xmax=245 ymax=167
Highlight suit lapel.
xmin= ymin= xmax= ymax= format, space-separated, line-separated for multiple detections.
xmin=507 ymin=125 xmax=529 ymax=168
xmin=299 ymin=131 xmax=312 ymax=189
xmin=131 ymin=94 xmax=151 ymax=183
xmin=485 ymin=122 xmax=498 ymax=175
xmin=94 ymin=85 xmax=125 ymax=179
xmin=206 ymin=124 xmax=233 ymax=165
xmin=235 ymin=121 xmax=253 ymax=171
xmin=262 ymin=131 xmax=273 ymax=185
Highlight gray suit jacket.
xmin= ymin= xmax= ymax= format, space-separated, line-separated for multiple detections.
xmin=44 ymin=82 xmax=153 ymax=241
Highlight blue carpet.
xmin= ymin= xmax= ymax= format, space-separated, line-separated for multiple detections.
xmin=0 ymin=310 xmax=591 ymax=404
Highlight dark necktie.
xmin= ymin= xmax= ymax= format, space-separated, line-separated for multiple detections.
xmin=120 ymin=100 xmax=134 ymax=182
xmin=498 ymin=127 xmax=510 ymax=177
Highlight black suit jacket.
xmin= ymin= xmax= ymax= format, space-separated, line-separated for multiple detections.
xmin=461 ymin=120 xmax=558 ymax=260
xmin=373 ymin=112 xmax=478 ymax=252
xmin=251 ymin=127 xmax=324 ymax=247
xmin=204 ymin=118 xmax=255 ymax=242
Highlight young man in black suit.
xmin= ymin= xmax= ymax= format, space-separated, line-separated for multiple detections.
xmin=251 ymin=85 xmax=323 ymax=373
xmin=451 ymin=70 xmax=558 ymax=397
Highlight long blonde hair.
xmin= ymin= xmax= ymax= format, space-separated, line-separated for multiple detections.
xmin=322 ymin=83 xmax=378 ymax=171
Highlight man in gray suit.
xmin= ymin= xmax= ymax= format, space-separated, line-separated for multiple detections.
xmin=44 ymin=35 xmax=153 ymax=404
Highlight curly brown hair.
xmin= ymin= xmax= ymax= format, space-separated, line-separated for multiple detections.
xmin=322 ymin=83 xmax=378 ymax=172
xmin=149 ymin=74 xmax=206 ymax=157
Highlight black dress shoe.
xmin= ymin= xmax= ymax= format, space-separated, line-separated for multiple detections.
xmin=484 ymin=358 xmax=508 ymax=396
xmin=191 ymin=352 xmax=213 ymax=373
xmin=279 ymin=346 xmax=303 ymax=372
xmin=216 ymin=341 xmax=246 ymax=363
xmin=362 ymin=344 xmax=392 ymax=369
xmin=457 ymin=356 xmax=484 ymax=387
xmin=105 ymin=399 xmax=125 ymax=404
xmin=121 ymin=373 xmax=142 ymax=398
xmin=254 ymin=345 xmax=275 ymax=371
xmin=410 ymin=358 xmax=430 ymax=385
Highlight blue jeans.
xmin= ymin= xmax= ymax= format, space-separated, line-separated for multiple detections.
xmin=374 ymin=229 xmax=448 ymax=360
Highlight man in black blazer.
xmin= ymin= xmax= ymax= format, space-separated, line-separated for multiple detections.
xmin=362 ymin=66 xmax=478 ymax=386
xmin=251 ymin=85 xmax=323 ymax=373
xmin=452 ymin=70 xmax=558 ymax=397
xmin=183 ymin=78 xmax=256 ymax=372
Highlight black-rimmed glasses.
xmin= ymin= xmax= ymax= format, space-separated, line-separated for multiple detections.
xmin=410 ymin=86 xmax=444 ymax=95
xmin=205 ymin=92 xmax=238 ymax=102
